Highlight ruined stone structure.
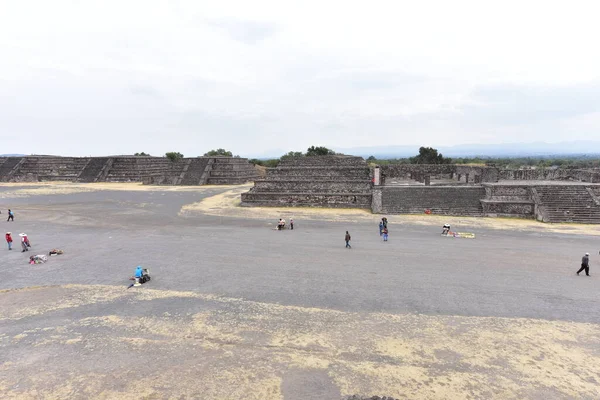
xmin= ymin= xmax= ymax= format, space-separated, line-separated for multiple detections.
xmin=241 ymin=156 xmax=372 ymax=208
xmin=0 ymin=156 xmax=259 ymax=185
xmin=380 ymin=164 xmax=499 ymax=185
xmin=480 ymin=184 xmax=536 ymax=218
xmin=371 ymin=164 xmax=600 ymax=223
xmin=499 ymin=168 xmax=600 ymax=183
xmin=373 ymin=182 xmax=600 ymax=223
xmin=3 ymin=154 xmax=599 ymax=223
xmin=239 ymin=157 xmax=600 ymax=223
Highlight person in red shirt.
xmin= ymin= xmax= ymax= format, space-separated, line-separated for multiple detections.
xmin=5 ymin=232 xmax=13 ymax=250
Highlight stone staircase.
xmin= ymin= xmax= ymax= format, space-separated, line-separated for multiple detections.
xmin=179 ymin=158 xmax=210 ymax=185
xmin=381 ymin=186 xmax=486 ymax=215
xmin=533 ymin=185 xmax=600 ymax=223
xmin=241 ymin=156 xmax=372 ymax=208
xmin=0 ymin=157 xmax=24 ymax=181
xmin=205 ymin=157 xmax=260 ymax=185
xmin=78 ymin=157 xmax=110 ymax=182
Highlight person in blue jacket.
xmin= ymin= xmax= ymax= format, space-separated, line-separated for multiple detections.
xmin=135 ymin=266 xmax=144 ymax=279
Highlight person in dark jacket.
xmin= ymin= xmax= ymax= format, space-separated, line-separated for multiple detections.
xmin=345 ymin=231 xmax=351 ymax=249
xmin=577 ymin=253 xmax=590 ymax=276
xmin=7 ymin=209 xmax=14 ymax=222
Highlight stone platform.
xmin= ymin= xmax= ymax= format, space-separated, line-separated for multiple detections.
xmin=241 ymin=156 xmax=372 ymax=208
xmin=0 ymin=156 xmax=259 ymax=185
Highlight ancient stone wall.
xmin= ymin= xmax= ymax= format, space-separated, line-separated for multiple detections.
xmin=480 ymin=184 xmax=535 ymax=218
xmin=104 ymin=157 xmax=187 ymax=182
xmin=253 ymin=180 xmax=372 ymax=193
xmin=205 ymin=157 xmax=260 ymax=185
xmin=380 ymin=164 xmax=499 ymax=184
xmin=380 ymin=186 xmax=486 ymax=215
xmin=241 ymin=192 xmax=372 ymax=208
xmin=0 ymin=156 xmax=257 ymax=185
xmin=499 ymin=168 xmax=600 ymax=183
xmin=268 ymin=167 xmax=371 ymax=179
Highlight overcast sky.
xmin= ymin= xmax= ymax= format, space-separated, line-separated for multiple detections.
xmin=1 ymin=0 xmax=599 ymax=157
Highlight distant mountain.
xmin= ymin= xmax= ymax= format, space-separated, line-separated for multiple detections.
xmin=334 ymin=141 xmax=600 ymax=159
xmin=0 ymin=154 xmax=26 ymax=157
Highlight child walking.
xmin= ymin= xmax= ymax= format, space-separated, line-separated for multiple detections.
xmin=5 ymin=232 xmax=12 ymax=250
xmin=382 ymin=227 xmax=388 ymax=242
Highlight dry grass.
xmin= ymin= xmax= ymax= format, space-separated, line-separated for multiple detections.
xmin=1 ymin=285 xmax=599 ymax=399
xmin=0 ymin=181 xmax=235 ymax=198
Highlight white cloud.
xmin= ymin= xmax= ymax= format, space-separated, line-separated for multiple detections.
xmin=0 ymin=0 xmax=599 ymax=157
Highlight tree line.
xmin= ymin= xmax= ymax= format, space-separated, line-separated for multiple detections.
xmin=367 ymin=148 xmax=600 ymax=169
xmin=133 ymin=148 xmax=241 ymax=162
xmin=136 ymin=146 xmax=600 ymax=169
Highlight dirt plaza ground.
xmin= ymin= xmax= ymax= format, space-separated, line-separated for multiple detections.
xmin=1 ymin=183 xmax=600 ymax=399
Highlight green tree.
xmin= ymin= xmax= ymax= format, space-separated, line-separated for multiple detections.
xmin=134 ymin=152 xmax=150 ymax=156
xmin=305 ymin=146 xmax=335 ymax=156
xmin=409 ymin=147 xmax=451 ymax=164
xmin=367 ymin=155 xmax=376 ymax=161
xmin=204 ymin=148 xmax=233 ymax=157
xmin=165 ymin=152 xmax=184 ymax=162
xmin=280 ymin=151 xmax=304 ymax=160
xmin=264 ymin=159 xmax=280 ymax=168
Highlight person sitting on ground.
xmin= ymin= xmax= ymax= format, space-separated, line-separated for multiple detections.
xmin=442 ymin=224 xmax=451 ymax=235
xmin=135 ymin=266 xmax=144 ymax=279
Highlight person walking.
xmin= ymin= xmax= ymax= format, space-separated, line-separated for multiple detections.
xmin=5 ymin=232 xmax=13 ymax=250
xmin=21 ymin=233 xmax=31 ymax=248
xmin=19 ymin=234 xmax=28 ymax=252
xmin=379 ymin=221 xmax=384 ymax=236
xmin=345 ymin=231 xmax=351 ymax=249
xmin=577 ymin=253 xmax=590 ymax=276
xmin=290 ymin=218 xmax=294 ymax=230
xmin=382 ymin=227 xmax=389 ymax=242
xmin=7 ymin=209 xmax=14 ymax=222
